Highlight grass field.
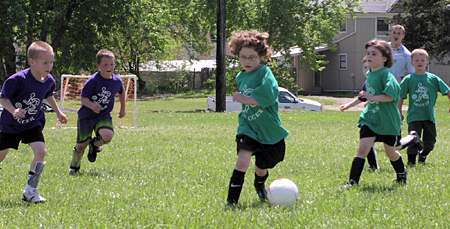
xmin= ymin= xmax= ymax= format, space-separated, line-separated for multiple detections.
xmin=0 ymin=96 xmax=448 ymax=228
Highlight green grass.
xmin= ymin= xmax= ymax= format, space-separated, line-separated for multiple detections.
xmin=0 ymin=96 xmax=448 ymax=227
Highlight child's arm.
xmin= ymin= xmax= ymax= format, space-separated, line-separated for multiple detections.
xmin=0 ymin=98 xmax=26 ymax=119
xmin=81 ymin=96 xmax=102 ymax=114
xmin=359 ymin=91 xmax=393 ymax=102
xmin=118 ymin=90 xmax=126 ymax=118
xmin=232 ymin=92 xmax=258 ymax=106
xmin=398 ymin=99 xmax=404 ymax=120
xmin=340 ymin=97 xmax=363 ymax=112
xmin=46 ymin=96 xmax=68 ymax=124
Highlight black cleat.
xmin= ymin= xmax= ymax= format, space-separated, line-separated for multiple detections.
xmin=395 ymin=171 xmax=407 ymax=184
xmin=68 ymin=166 xmax=80 ymax=176
xmin=87 ymin=139 xmax=101 ymax=162
xmin=255 ymin=184 xmax=268 ymax=201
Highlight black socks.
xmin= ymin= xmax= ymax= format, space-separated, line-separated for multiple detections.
xmin=349 ymin=157 xmax=365 ymax=184
xmin=227 ymin=169 xmax=245 ymax=205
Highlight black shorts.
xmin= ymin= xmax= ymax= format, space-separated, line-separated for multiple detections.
xmin=236 ymin=134 xmax=286 ymax=169
xmin=359 ymin=125 xmax=400 ymax=147
xmin=0 ymin=126 xmax=45 ymax=150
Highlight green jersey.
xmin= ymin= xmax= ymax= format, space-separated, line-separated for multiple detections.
xmin=400 ymin=72 xmax=450 ymax=124
xmin=358 ymin=67 xmax=401 ymax=135
xmin=236 ymin=65 xmax=288 ymax=144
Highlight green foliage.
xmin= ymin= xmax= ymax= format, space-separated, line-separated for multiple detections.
xmin=0 ymin=96 xmax=449 ymax=227
xmin=393 ymin=0 xmax=450 ymax=59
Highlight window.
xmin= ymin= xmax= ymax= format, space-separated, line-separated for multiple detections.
xmin=314 ymin=71 xmax=321 ymax=87
xmin=278 ymin=91 xmax=296 ymax=103
xmin=339 ymin=54 xmax=348 ymax=70
xmin=340 ymin=20 xmax=347 ymax=32
xmin=377 ymin=18 xmax=389 ymax=36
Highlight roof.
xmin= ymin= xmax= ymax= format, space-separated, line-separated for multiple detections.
xmin=357 ymin=0 xmax=399 ymax=13
xmin=140 ymin=59 xmax=216 ymax=72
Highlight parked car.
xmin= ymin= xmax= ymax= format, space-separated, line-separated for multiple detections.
xmin=207 ymin=87 xmax=322 ymax=112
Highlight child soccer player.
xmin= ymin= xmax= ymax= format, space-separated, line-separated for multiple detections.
xmin=69 ymin=49 xmax=126 ymax=175
xmin=0 ymin=41 xmax=68 ymax=203
xmin=399 ymin=49 xmax=450 ymax=165
xmin=226 ymin=31 xmax=289 ymax=206
xmin=339 ymin=39 xmax=417 ymax=188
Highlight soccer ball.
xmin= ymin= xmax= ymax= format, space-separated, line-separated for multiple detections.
xmin=267 ymin=178 xmax=299 ymax=206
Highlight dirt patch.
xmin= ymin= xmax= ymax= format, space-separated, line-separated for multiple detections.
xmin=306 ymin=96 xmax=365 ymax=111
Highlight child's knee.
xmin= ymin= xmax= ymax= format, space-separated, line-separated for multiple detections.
xmin=236 ymin=158 xmax=251 ymax=171
xmin=99 ymin=130 xmax=114 ymax=143
xmin=0 ymin=149 xmax=9 ymax=161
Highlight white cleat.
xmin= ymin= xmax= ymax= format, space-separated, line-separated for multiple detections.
xmin=22 ymin=188 xmax=46 ymax=203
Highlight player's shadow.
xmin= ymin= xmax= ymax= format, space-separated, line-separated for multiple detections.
xmin=77 ymin=168 xmax=114 ymax=178
xmin=0 ymin=199 xmax=27 ymax=208
xmin=360 ymin=183 xmax=399 ymax=193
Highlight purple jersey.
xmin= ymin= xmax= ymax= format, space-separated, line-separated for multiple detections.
xmin=77 ymin=72 xmax=123 ymax=120
xmin=0 ymin=68 xmax=55 ymax=133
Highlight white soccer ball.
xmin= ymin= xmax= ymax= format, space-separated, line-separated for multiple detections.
xmin=267 ymin=178 xmax=299 ymax=206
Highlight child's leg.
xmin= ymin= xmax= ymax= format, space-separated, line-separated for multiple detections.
xmin=254 ymin=166 xmax=268 ymax=201
xmin=93 ymin=128 xmax=114 ymax=147
xmin=367 ymin=147 xmax=379 ymax=170
xmin=227 ymin=150 xmax=252 ymax=205
xmin=69 ymin=141 xmax=89 ymax=173
xmin=347 ymin=137 xmax=376 ymax=185
xmin=407 ymin=122 xmax=423 ymax=165
xmin=384 ymin=144 xmax=407 ymax=183
xmin=0 ymin=149 xmax=9 ymax=163
xmin=419 ymin=121 xmax=436 ymax=163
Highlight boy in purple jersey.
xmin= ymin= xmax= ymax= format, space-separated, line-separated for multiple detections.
xmin=0 ymin=41 xmax=68 ymax=203
xmin=69 ymin=49 xmax=126 ymax=175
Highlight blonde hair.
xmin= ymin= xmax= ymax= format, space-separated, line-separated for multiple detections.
xmin=411 ymin=48 xmax=429 ymax=60
xmin=96 ymin=49 xmax=115 ymax=64
xmin=27 ymin=41 xmax=54 ymax=59
xmin=391 ymin=24 xmax=406 ymax=34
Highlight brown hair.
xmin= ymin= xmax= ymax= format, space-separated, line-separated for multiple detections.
xmin=411 ymin=48 xmax=429 ymax=60
xmin=391 ymin=24 xmax=406 ymax=34
xmin=27 ymin=41 xmax=54 ymax=59
xmin=228 ymin=30 xmax=272 ymax=58
xmin=365 ymin=39 xmax=393 ymax=68
xmin=96 ymin=49 xmax=115 ymax=64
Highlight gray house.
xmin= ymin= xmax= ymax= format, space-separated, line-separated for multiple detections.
xmin=296 ymin=0 xmax=450 ymax=94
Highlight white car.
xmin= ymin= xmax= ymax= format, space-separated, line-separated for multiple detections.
xmin=207 ymin=87 xmax=322 ymax=112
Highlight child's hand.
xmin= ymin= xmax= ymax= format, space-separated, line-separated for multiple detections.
xmin=13 ymin=108 xmax=26 ymax=119
xmin=339 ymin=104 xmax=348 ymax=112
xmin=118 ymin=109 xmax=126 ymax=118
xmin=57 ymin=112 xmax=68 ymax=124
xmin=91 ymin=102 xmax=102 ymax=114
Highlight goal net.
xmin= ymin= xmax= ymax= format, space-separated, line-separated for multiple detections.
xmin=60 ymin=74 xmax=138 ymax=128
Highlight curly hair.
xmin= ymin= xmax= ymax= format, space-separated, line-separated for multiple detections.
xmin=365 ymin=39 xmax=393 ymax=68
xmin=228 ymin=30 xmax=272 ymax=59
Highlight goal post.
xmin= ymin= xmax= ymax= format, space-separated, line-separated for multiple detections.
xmin=60 ymin=74 xmax=138 ymax=128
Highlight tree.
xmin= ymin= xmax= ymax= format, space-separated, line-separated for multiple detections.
xmin=393 ymin=0 xmax=450 ymax=59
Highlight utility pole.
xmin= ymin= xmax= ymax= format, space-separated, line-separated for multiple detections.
xmin=215 ymin=0 xmax=226 ymax=112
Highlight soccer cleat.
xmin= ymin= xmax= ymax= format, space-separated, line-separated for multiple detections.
xmin=68 ymin=166 xmax=80 ymax=176
xmin=395 ymin=171 xmax=407 ymax=184
xmin=399 ymin=131 xmax=421 ymax=150
xmin=418 ymin=154 xmax=427 ymax=164
xmin=341 ymin=180 xmax=358 ymax=190
xmin=254 ymin=184 xmax=268 ymax=201
xmin=22 ymin=188 xmax=46 ymax=203
xmin=87 ymin=139 xmax=102 ymax=162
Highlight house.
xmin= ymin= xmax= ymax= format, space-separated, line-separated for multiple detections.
xmin=296 ymin=0 xmax=450 ymax=94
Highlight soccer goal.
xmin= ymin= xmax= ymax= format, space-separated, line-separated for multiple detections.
xmin=60 ymin=74 xmax=138 ymax=128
